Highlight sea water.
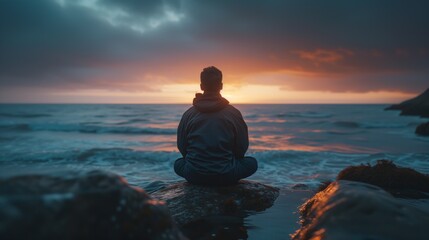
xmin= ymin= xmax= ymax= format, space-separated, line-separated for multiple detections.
xmin=1 ymin=104 xmax=428 ymax=190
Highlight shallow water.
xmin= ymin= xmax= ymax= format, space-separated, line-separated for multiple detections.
xmin=0 ymin=104 xmax=428 ymax=238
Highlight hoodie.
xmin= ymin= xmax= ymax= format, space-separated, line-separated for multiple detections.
xmin=177 ymin=92 xmax=249 ymax=175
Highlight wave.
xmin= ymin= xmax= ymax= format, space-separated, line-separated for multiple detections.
xmin=250 ymin=151 xmax=429 ymax=187
xmin=327 ymin=130 xmax=362 ymax=135
xmin=115 ymin=118 xmax=148 ymax=125
xmin=75 ymin=147 xmax=136 ymax=161
xmin=0 ymin=136 xmax=15 ymax=142
xmin=2 ymin=149 xmax=428 ymax=189
xmin=118 ymin=114 xmax=145 ymax=117
xmin=73 ymin=148 xmax=180 ymax=162
xmin=0 ymin=123 xmax=30 ymax=131
xmin=0 ymin=123 xmax=176 ymax=135
xmin=244 ymin=114 xmax=261 ymax=119
xmin=361 ymin=122 xmax=409 ymax=129
xmin=276 ymin=111 xmax=332 ymax=119
xmin=80 ymin=121 xmax=103 ymax=125
xmin=100 ymin=126 xmax=176 ymax=135
xmin=334 ymin=121 xmax=360 ymax=128
xmin=334 ymin=121 xmax=409 ymax=129
xmin=407 ymin=122 xmax=424 ymax=127
xmin=0 ymin=113 xmax=51 ymax=118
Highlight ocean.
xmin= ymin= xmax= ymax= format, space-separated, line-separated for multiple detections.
xmin=1 ymin=104 xmax=428 ymax=190
xmin=1 ymin=103 xmax=429 ymax=238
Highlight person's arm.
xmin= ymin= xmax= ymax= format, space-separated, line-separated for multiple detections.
xmin=234 ymin=110 xmax=249 ymax=159
xmin=177 ymin=112 xmax=188 ymax=157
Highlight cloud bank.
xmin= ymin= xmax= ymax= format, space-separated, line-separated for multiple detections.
xmin=1 ymin=0 xmax=428 ymax=100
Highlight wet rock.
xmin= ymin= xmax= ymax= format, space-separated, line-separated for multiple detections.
xmin=415 ymin=121 xmax=429 ymax=136
xmin=385 ymin=88 xmax=429 ymax=118
xmin=0 ymin=170 xmax=185 ymax=240
xmin=337 ymin=160 xmax=429 ymax=197
xmin=152 ymin=180 xmax=279 ymax=226
xmin=292 ymin=180 xmax=429 ymax=240
xmin=316 ymin=181 xmax=332 ymax=192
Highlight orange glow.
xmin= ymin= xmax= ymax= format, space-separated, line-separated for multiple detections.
xmin=40 ymin=83 xmax=415 ymax=104
xmin=1 ymin=54 xmax=418 ymax=104
xmin=249 ymin=135 xmax=377 ymax=153
xmin=294 ymin=48 xmax=354 ymax=63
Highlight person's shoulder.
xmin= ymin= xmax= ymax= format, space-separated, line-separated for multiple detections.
xmin=226 ymin=104 xmax=240 ymax=111
xmin=223 ymin=104 xmax=243 ymax=116
xmin=182 ymin=106 xmax=197 ymax=117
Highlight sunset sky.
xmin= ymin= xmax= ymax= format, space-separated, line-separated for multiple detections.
xmin=1 ymin=0 xmax=428 ymax=103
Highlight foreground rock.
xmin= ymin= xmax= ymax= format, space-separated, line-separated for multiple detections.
xmin=293 ymin=161 xmax=429 ymax=239
xmin=152 ymin=180 xmax=279 ymax=226
xmin=415 ymin=121 xmax=429 ymax=136
xmin=292 ymin=180 xmax=429 ymax=240
xmin=0 ymin=170 xmax=185 ymax=240
xmin=385 ymin=88 xmax=429 ymax=117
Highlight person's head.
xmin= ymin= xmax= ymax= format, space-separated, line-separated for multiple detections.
xmin=200 ymin=66 xmax=223 ymax=93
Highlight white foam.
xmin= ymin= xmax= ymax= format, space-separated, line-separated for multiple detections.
xmin=2 ymin=149 xmax=427 ymax=190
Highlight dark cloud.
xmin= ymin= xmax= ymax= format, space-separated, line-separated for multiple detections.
xmin=1 ymin=0 xmax=429 ymax=96
xmin=102 ymin=0 xmax=182 ymax=15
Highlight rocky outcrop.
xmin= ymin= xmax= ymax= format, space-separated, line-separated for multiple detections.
xmin=385 ymin=88 xmax=429 ymax=117
xmin=0 ymin=170 xmax=185 ymax=240
xmin=152 ymin=180 xmax=279 ymax=226
xmin=337 ymin=160 xmax=429 ymax=197
xmin=293 ymin=161 xmax=429 ymax=240
xmin=292 ymin=180 xmax=429 ymax=240
xmin=415 ymin=121 xmax=429 ymax=136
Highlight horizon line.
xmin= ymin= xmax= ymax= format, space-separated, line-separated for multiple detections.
xmin=0 ymin=102 xmax=396 ymax=105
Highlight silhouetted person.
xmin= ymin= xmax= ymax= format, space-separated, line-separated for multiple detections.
xmin=175 ymin=66 xmax=257 ymax=186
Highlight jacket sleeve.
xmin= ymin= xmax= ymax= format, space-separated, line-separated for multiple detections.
xmin=177 ymin=112 xmax=188 ymax=157
xmin=233 ymin=110 xmax=249 ymax=159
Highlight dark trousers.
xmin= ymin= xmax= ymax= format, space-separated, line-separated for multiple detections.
xmin=174 ymin=157 xmax=258 ymax=186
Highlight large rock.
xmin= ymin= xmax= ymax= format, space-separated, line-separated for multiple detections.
xmin=0 ymin=170 xmax=185 ymax=240
xmin=152 ymin=180 xmax=279 ymax=226
xmin=415 ymin=121 xmax=429 ymax=136
xmin=292 ymin=180 xmax=429 ymax=240
xmin=337 ymin=159 xmax=429 ymax=197
xmin=385 ymin=88 xmax=429 ymax=117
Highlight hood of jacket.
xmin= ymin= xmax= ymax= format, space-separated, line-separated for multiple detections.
xmin=193 ymin=93 xmax=229 ymax=113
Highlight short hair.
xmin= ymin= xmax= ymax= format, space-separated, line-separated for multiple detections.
xmin=200 ymin=66 xmax=222 ymax=91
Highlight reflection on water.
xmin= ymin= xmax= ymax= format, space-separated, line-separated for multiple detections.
xmin=249 ymin=133 xmax=377 ymax=153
